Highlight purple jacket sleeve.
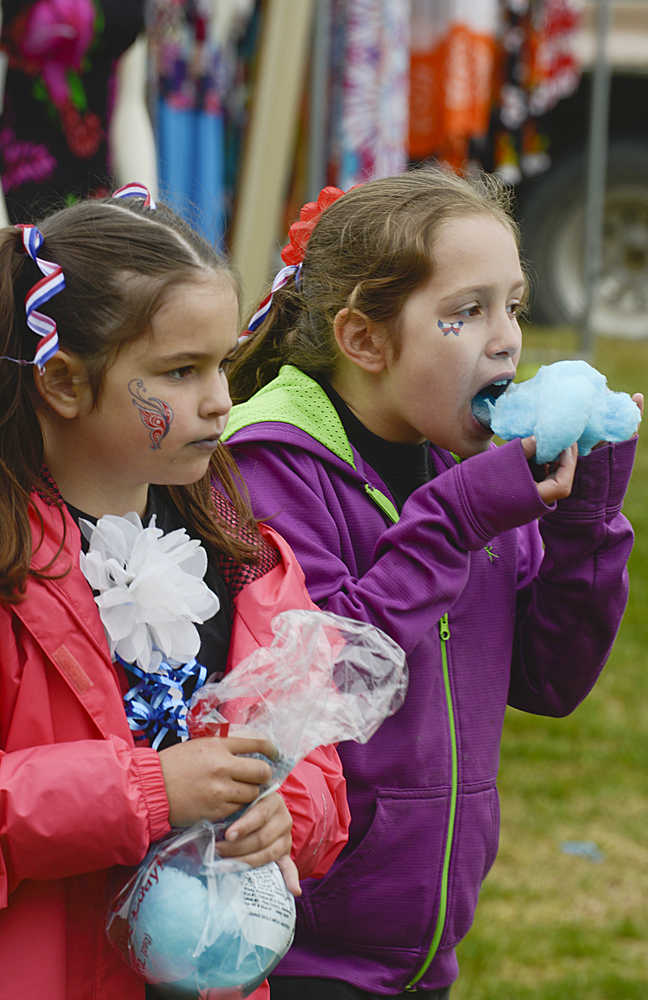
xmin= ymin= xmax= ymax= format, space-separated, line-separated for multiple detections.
xmin=508 ymin=437 xmax=636 ymax=715
xmin=228 ymin=437 xmax=548 ymax=656
xmin=229 ymin=433 xmax=636 ymax=720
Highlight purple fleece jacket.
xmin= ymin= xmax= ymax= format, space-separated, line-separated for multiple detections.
xmin=222 ymin=385 xmax=636 ymax=994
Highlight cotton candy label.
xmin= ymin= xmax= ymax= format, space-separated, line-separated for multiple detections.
xmin=231 ymin=864 xmax=296 ymax=951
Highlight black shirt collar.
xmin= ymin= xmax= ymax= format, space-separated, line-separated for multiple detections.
xmin=317 ymin=379 xmax=432 ymax=510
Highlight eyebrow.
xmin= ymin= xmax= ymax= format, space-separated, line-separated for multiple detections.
xmin=437 ymin=279 xmax=528 ymax=306
xmin=153 ymin=351 xmax=205 ymax=363
xmin=155 ymin=347 xmax=241 ymax=367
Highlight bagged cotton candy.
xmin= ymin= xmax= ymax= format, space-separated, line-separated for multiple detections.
xmin=107 ymin=609 xmax=408 ymax=995
xmin=489 ymin=360 xmax=640 ymax=463
xmin=107 ymin=821 xmax=296 ymax=998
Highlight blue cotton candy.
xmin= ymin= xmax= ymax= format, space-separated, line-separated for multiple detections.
xmin=127 ymin=859 xmax=295 ymax=994
xmin=129 ymin=866 xmax=209 ymax=984
xmin=489 ymin=360 xmax=640 ymax=463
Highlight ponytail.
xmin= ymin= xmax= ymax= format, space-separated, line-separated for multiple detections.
xmin=228 ymin=281 xmax=316 ymax=404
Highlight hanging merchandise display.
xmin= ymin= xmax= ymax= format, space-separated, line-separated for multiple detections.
xmin=0 ymin=0 xmax=148 ymax=222
xmin=327 ymin=0 xmax=410 ymax=190
xmin=408 ymin=0 xmax=499 ymax=171
xmin=406 ymin=0 xmax=583 ymax=178
xmin=482 ymin=0 xmax=584 ymax=183
xmin=155 ymin=1 xmax=584 ymax=314
xmin=148 ymin=0 xmax=258 ymax=249
xmin=293 ymin=0 xmax=585 ymax=192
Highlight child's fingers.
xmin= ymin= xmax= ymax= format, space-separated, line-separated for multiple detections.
xmin=159 ymin=737 xmax=274 ymax=826
xmin=225 ymin=790 xmax=291 ymax=843
xmin=218 ymin=792 xmax=293 ymax=867
xmin=632 ymin=392 xmax=644 ymax=418
xmin=520 ymin=435 xmax=539 ymax=461
xmin=217 ymin=831 xmax=293 ymax=872
xmin=225 ymin=753 xmax=274 ymax=786
xmin=276 ymin=854 xmax=302 ymax=897
xmin=222 ymin=735 xmax=279 ymax=761
xmin=520 ymin=436 xmax=578 ymax=502
xmin=535 ymin=442 xmax=578 ymax=503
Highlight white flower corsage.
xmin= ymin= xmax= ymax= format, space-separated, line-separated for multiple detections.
xmin=79 ymin=512 xmax=220 ymax=673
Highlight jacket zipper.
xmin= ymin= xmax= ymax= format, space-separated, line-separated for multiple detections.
xmin=405 ymin=612 xmax=458 ymax=990
xmin=363 ymin=482 xmax=400 ymax=523
xmin=361 ymin=483 xmax=459 ymax=987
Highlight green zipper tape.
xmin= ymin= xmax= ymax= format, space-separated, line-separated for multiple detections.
xmin=406 ymin=612 xmax=458 ymax=990
xmin=360 ymin=483 xmax=458 ymax=988
xmin=363 ymin=482 xmax=400 ymax=524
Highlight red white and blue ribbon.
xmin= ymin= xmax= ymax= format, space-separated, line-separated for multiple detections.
xmin=0 ymin=224 xmax=66 ymax=371
xmin=112 ymin=182 xmax=157 ymax=210
xmin=239 ymin=263 xmax=301 ymax=342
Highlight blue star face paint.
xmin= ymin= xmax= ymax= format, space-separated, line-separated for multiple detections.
xmin=437 ymin=319 xmax=464 ymax=337
xmin=128 ymin=378 xmax=174 ymax=449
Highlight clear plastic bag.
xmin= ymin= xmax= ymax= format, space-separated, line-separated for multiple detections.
xmin=188 ymin=609 xmax=409 ymax=763
xmin=107 ymin=821 xmax=295 ymax=998
xmin=107 ymin=609 xmax=408 ymax=996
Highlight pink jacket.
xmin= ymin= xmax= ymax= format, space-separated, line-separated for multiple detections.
xmin=0 ymin=493 xmax=349 ymax=999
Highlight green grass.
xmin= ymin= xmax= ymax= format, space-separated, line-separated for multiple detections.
xmin=453 ymin=327 xmax=648 ymax=999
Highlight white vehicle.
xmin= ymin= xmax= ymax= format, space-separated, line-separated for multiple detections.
xmin=518 ymin=0 xmax=648 ymax=338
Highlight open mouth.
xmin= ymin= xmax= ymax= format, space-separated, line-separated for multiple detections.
xmin=471 ymin=379 xmax=512 ymax=431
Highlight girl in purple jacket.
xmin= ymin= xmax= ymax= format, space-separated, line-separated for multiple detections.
xmin=222 ymin=167 xmax=642 ymax=1000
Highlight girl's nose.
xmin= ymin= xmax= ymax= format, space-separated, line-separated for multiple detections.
xmin=488 ymin=313 xmax=522 ymax=361
xmin=200 ymin=372 xmax=231 ymax=418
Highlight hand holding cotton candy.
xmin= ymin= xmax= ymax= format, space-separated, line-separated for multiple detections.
xmin=488 ymin=360 xmax=641 ymax=464
xmin=107 ymin=610 xmax=408 ymax=996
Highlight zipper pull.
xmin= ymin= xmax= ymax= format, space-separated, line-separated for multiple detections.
xmin=363 ymin=482 xmax=399 ymax=524
xmin=439 ymin=613 xmax=450 ymax=640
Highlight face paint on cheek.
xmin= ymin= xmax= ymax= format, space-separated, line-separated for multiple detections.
xmin=437 ymin=320 xmax=464 ymax=337
xmin=128 ymin=378 xmax=174 ymax=450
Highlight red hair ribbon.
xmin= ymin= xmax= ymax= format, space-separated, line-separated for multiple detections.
xmin=280 ymin=186 xmax=346 ymax=265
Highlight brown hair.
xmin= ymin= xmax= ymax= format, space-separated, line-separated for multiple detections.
xmin=228 ymin=165 xmax=521 ymax=404
xmin=0 ymin=196 xmax=259 ymax=604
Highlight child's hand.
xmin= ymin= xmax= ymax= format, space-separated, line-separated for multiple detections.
xmin=159 ymin=735 xmax=277 ymax=827
xmin=632 ymin=392 xmax=644 ymax=420
xmin=220 ymin=790 xmax=301 ymax=896
xmin=276 ymin=854 xmax=302 ymax=897
xmin=521 ymin=438 xmax=578 ymax=504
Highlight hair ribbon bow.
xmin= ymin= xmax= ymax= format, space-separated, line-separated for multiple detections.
xmin=239 ymin=263 xmax=301 ymax=342
xmin=112 ymin=182 xmax=157 ymax=210
xmin=15 ymin=224 xmax=65 ymax=371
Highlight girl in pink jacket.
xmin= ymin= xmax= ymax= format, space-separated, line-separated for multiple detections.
xmin=0 ymin=187 xmax=349 ymax=1000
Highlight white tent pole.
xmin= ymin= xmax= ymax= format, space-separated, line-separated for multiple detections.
xmin=580 ymin=0 xmax=612 ymax=357
xmin=231 ymin=0 xmax=315 ymax=316
xmin=307 ymin=0 xmax=332 ymax=200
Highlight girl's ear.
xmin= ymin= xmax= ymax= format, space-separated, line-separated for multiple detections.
xmin=33 ymin=351 xmax=91 ymax=419
xmin=333 ymin=308 xmax=387 ymax=373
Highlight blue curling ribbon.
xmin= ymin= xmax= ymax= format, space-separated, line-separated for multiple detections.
xmin=119 ymin=656 xmax=207 ymax=750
